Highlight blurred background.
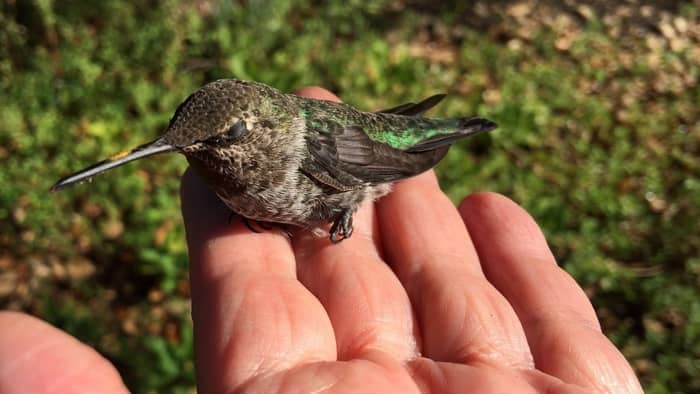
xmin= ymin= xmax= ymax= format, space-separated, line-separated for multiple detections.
xmin=1 ymin=0 xmax=698 ymax=392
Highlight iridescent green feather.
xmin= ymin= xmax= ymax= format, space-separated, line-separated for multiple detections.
xmin=362 ymin=118 xmax=462 ymax=150
xmin=299 ymin=99 xmax=463 ymax=151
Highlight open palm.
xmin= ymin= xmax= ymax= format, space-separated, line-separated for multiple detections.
xmin=181 ymin=88 xmax=641 ymax=393
xmin=0 ymin=88 xmax=641 ymax=393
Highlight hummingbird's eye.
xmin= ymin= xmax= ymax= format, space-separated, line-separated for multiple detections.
xmin=226 ymin=120 xmax=247 ymax=140
xmin=203 ymin=120 xmax=248 ymax=146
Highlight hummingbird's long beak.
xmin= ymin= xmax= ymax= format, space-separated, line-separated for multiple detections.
xmin=50 ymin=138 xmax=177 ymax=191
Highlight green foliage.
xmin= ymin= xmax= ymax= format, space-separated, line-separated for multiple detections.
xmin=1 ymin=0 xmax=699 ymax=392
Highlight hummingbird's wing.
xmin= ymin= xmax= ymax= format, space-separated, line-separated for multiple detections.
xmin=304 ymin=124 xmax=445 ymax=189
xmin=302 ymin=116 xmax=495 ymax=192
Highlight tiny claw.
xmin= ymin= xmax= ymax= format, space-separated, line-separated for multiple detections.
xmin=329 ymin=228 xmax=344 ymax=243
xmin=241 ymin=217 xmax=261 ymax=233
xmin=257 ymin=221 xmax=273 ymax=230
xmin=329 ymin=209 xmax=354 ymax=243
xmin=240 ymin=217 xmax=276 ymax=233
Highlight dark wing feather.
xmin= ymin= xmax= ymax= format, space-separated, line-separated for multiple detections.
xmin=376 ymin=102 xmax=415 ymax=115
xmin=303 ymin=124 xmax=448 ymax=192
xmin=377 ymin=94 xmax=446 ymax=116
xmin=333 ymin=126 xmax=374 ymax=165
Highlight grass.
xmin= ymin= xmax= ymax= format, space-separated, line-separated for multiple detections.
xmin=1 ymin=0 xmax=699 ymax=392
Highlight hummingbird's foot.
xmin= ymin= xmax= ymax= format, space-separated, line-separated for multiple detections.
xmin=329 ymin=209 xmax=354 ymax=243
xmin=240 ymin=217 xmax=275 ymax=233
xmin=241 ymin=217 xmax=262 ymax=233
xmin=257 ymin=221 xmax=273 ymax=230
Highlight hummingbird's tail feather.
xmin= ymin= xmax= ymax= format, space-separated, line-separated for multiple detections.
xmin=377 ymin=94 xmax=447 ymax=117
xmin=50 ymin=139 xmax=176 ymax=191
xmin=405 ymin=117 xmax=497 ymax=153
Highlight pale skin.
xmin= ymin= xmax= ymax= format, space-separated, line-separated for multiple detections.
xmin=0 ymin=88 xmax=642 ymax=393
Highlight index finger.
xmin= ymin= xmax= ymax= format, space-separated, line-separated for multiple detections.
xmin=181 ymin=169 xmax=335 ymax=393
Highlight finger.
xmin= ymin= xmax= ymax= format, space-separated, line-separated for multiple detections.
xmin=293 ymin=86 xmax=341 ymax=102
xmin=291 ymin=87 xmax=418 ymax=361
xmin=181 ymin=169 xmax=335 ymax=393
xmin=376 ymin=172 xmax=533 ymax=368
xmin=293 ymin=201 xmax=418 ymax=361
xmin=459 ymin=192 xmax=643 ymax=393
xmin=0 ymin=312 xmax=127 ymax=393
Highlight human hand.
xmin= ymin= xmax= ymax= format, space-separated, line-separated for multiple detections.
xmin=0 ymin=87 xmax=642 ymax=394
xmin=180 ymin=87 xmax=643 ymax=393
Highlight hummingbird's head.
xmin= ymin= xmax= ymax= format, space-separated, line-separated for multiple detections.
xmin=51 ymin=79 xmax=258 ymax=191
xmin=160 ymin=79 xmax=259 ymax=149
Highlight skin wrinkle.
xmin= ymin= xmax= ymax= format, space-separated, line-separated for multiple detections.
xmin=545 ymin=340 xmax=597 ymax=389
xmin=450 ymin=308 xmax=526 ymax=368
xmin=343 ymin=318 xmax=417 ymax=362
xmin=403 ymin=250 xmax=484 ymax=279
xmin=396 ymin=258 xmax=481 ymax=343
xmin=407 ymin=358 xmax=448 ymax=394
xmin=295 ymin=365 xmax=341 ymax=394
xmin=308 ymin=381 xmax=336 ymax=394
xmin=358 ymin=275 xmax=417 ymax=360
xmin=534 ymin=323 xmax=626 ymax=393
xmin=439 ymin=280 xmax=524 ymax=367
xmin=415 ymin=279 xmax=463 ymax=361
xmin=524 ymin=308 xmax=602 ymax=336
xmin=268 ymin=362 xmax=342 ymax=394
xmin=253 ymin=358 xmax=342 ymax=393
xmin=397 ymin=221 xmax=473 ymax=266
xmin=539 ymin=327 xmax=631 ymax=393
xmin=486 ymin=291 xmax=534 ymax=366
xmin=518 ymin=369 xmax=592 ymax=394
xmin=355 ymin=353 xmax=420 ymax=393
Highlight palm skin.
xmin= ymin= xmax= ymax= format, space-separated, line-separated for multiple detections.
xmin=0 ymin=88 xmax=641 ymax=394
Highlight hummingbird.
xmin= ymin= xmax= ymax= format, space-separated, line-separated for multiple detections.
xmin=52 ymin=79 xmax=496 ymax=242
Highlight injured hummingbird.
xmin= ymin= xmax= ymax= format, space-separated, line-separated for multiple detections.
xmin=52 ymin=79 xmax=496 ymax=242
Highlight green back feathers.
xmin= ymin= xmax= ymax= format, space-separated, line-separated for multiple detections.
xmin=298 ymin=93 xmax=495 ymax=152
xmin=364 ymin=118 xmax=461 ymax=150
